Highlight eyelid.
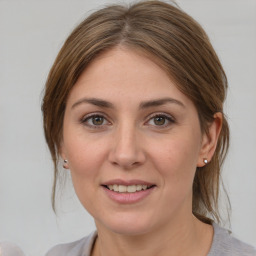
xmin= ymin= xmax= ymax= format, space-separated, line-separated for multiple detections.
xmin=79 ymin=111 xmax=175 ymax=129
xmin=146 ymin=112 xmax=175 ymax=121
xmin=145 ymin=112 xmax=176 ymax=127
xmin=80 ymin=112 xmax=111 ymax=128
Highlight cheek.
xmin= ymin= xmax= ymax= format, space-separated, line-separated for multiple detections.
xmin=64 ymin=139 xmax=107 ymax=212
xmin=152 ymin=132 xmax=201 ymax=185
xmin=63 ymin=127 xmax=107 ymax=174
xmin=62 ymin=133 xmax=108 ymax=198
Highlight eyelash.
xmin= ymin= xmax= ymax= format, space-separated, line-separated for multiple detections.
xmin=80 ymin=112 xmax=175 ymax=129
xmin=80 ymin=113 xmax=111 ymax=129
xmin=146 ymin=113 xmax=175 ymax=128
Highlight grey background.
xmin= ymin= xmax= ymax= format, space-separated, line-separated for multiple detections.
xmin=0 ymin=0 xmax=255 ymax=255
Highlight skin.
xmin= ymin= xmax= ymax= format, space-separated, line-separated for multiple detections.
xmin=61 ymin=47 xmax=222 ymax=256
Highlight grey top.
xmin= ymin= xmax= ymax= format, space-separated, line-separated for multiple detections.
xmin=0 ymin=242 xmax=25 ymax=256
xmin=46 ymin=223 xmax=256 ymax=256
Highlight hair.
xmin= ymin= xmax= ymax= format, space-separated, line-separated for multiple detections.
xmin=42 ymin=0 xmax=229 ymax=223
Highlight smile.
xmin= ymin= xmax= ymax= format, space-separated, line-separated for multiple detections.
xmin=105 ymin=184 xmax=155 ymax=193
xmin=102 ymin=179 xmax=156 ymax=203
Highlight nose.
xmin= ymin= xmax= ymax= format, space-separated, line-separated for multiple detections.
xmin=108 ymin=123 xmax=146 ymax=169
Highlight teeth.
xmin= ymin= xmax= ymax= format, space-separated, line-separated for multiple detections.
xmin=127 ymin=185 xmax=136 ymax=193
xmin=136 ymin=185 xmax=142 ymax=191
xmin=119 ymin=185 xmax=127 ymax=193
xmin=106 ymin=184 xmax=152 ymax=193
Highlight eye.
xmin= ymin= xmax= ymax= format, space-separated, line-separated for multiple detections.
xmin=90 ymin=116 xmax=105 ymax=125
xmin=153 ymin=116 xmax=166 ymax=126
xmin=146 ymin=114 xmax=175 ymax=128
xmin=81 ymin=114 xmax=110 ymax=128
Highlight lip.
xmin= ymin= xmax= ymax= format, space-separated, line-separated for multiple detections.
xmin=101 ymin=179 xmax=156 ymax=204
xmin=102 ymin=179 xmax=154 ymax=186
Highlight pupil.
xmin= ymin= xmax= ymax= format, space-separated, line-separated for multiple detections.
xmin=93 ymin=116 xmax=103 ymax=125
xmin=154 ymin=116 xmax=165 ymax=125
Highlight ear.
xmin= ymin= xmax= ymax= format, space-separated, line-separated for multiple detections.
xmin=59 ymin=141 xmax=69 ymax=169
xmin=197 ymin=112 xmax=223 ymax=167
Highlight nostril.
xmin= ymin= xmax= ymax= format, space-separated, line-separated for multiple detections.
xmin=110 ymin=156 xmax=142 ymax=169
xmin=108 ymin=135 xmax=146 ymax=168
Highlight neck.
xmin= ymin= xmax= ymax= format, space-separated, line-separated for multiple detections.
xmin=92 ymin=215 xmax=213 ymax=256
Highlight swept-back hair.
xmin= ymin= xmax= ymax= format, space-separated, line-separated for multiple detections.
xmin=42 ymin=0 xmax=229 ymax=223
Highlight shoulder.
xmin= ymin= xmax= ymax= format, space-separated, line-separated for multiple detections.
xmin=0 ymin=242 xmax=25 ymax=256
xmin=208 ymin=223 xmax=256 ymax=256
xmin=45 ymin=231 xmax=97 ymax=256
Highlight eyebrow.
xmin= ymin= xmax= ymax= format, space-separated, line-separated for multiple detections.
xmin=71 ymin=97 xmax=185 ymax=109
xmin=139 ymin=98 xmax=185 ymax=109
xmin=72 ymin=98 xmax=114 ymax=109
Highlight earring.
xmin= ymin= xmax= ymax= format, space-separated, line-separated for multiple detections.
xmin=203 ymin=158 xmax=208 ymax=164
xmin=63 ymin=159 xmax=69 ymax=169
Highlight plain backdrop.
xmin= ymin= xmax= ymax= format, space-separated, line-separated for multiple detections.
xmin=0 ymin=0 xmax=255 ymax=255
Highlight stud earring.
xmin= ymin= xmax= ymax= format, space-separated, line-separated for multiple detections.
xmin=63 ymin=159 xmax=69 ymax=169
xmin=203 ymin=158 xmax=208 ymax=164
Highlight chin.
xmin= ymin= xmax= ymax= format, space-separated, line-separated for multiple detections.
xmin=96 ymin=212 xmax=156 ymax=236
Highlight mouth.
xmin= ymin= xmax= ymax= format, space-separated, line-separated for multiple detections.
xmin=101 ymin=180 xmax=156 ymax=204
xmin=102 ymin=184 xmax=156 ymax=193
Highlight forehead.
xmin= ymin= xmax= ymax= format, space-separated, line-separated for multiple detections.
xmin=66 ymin=47 xmax=193 ymax=109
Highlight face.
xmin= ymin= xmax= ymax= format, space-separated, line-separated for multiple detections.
xmin=61 ymin=47 xmax=213 ymax=236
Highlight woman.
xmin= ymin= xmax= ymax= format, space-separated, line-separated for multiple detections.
xmin=42 ymin=1 xmax=256 ymax=255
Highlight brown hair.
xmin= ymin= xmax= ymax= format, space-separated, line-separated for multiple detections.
xmin=42 ymin=0 xmax=229 ymax=223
